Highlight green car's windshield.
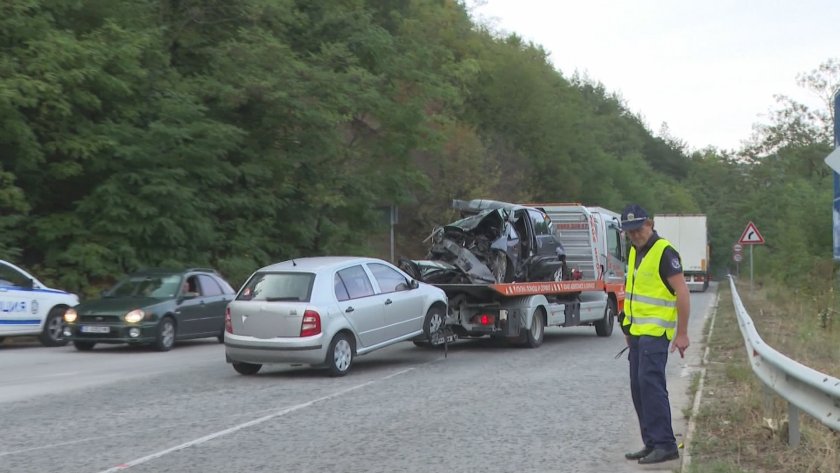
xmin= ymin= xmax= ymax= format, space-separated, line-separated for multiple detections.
xmin=106 ymin=274 xmax=182 ymax=299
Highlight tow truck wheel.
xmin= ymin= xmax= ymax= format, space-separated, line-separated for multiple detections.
xmin=524 ymin=308 xmax=545 ymax=348
xmin=595 ymin=298 xmax=616 ymax=337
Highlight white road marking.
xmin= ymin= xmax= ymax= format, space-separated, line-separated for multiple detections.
xmin=0 ymin=433 xmax=131 ymax=458
xmin=97 ymin=367 xmax=417 ymax=472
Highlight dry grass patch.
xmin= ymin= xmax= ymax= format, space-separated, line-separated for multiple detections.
xmin=687 ymin=284 xmax=840 ymax=473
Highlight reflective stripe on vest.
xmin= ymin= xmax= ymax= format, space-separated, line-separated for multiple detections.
xmin=622 ymin=238 xmax=678 ymax=339
xmin=624 ymin=293 xmax=677 ymax=308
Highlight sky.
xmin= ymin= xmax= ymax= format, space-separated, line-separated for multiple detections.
xmin=467 ymin=0 xmax=840 ymax=151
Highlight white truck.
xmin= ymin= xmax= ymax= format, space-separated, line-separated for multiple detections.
xmin=652 ymin=214 xmax=710 ymax=292
xmin=402 ymin=200 xmax=626 ymax=347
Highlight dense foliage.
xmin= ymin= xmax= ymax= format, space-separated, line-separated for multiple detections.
xmin=0 ymin=0 xmax=835 ymax=293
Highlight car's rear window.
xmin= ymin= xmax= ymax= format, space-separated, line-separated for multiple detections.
xmin=236 ymin=272 xmax=315 ymax=302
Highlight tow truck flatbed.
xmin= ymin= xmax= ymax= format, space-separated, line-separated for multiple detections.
xmin=434 ymin=280 xmax=605 ymax=299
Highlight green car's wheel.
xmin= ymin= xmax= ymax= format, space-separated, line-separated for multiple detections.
xmin=73 ymin=341 xmax=96 ymax=351
xmin=154 ymin=317 xmax=176 ymax=352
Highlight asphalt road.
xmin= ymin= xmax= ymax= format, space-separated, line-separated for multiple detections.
xmin=0 ymin=284 xmax=716 ymax=473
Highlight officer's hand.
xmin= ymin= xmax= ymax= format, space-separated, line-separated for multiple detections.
xmin=670 ymin=333 xmax=689 ymax=358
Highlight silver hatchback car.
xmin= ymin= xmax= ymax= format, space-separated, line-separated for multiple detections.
xmin=224 ymin=256 xmax=447 ymax=376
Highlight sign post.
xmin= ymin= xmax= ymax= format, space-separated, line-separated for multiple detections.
xmin=732 ymin=243 xmax=743 ymax=276
xmin=738 ymin=222 xmax=765 ymax=291
xmin=823 ymin=90 xmax=840 ymax=260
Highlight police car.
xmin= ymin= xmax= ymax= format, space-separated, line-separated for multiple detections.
xmin=0 ymin=259 xmax=79 ymax=346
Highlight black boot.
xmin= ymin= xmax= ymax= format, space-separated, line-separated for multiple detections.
xmin=638 ymin=448 xmax=679 ymax=464
xmin=624 ymin=447 xmax=653 ymax=460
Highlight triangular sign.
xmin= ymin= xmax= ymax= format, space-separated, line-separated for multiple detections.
xmin=738 ymin=221 xmax=765 ymax=244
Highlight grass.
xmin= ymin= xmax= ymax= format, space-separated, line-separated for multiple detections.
xmin=683 ymin=371 xmax=702 ymax=420
xmin=686 ymin=281 xmax=840 ymax=473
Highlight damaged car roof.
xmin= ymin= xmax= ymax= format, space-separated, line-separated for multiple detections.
xmin=451 ymin=199 xmax=531 ymax=215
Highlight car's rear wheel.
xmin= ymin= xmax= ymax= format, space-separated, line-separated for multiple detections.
xmin=595 ymin=298 xmax=616 ymax=337
xmin=423 ymin=305 xmax=445 ymax=340
xmin=491 ymin=250 xmax=513 ymax=283
xmin=232 ymin=361 xmax=261 ymax=375
xmin=154 ymin=317 xmax=176 ymax=352
xmin=327 ymin=333 xmax=353 ymax=377
xmin=39 ymin=307 xmax=69 ymax=347
xmin=73 ymin=341 xmax=96 ymax=351
xmin=552 ymin=261 xmax=569 ymax=282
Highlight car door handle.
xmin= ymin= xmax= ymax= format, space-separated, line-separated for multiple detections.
xmin=345 ymin=306 xmax=354 ymax=313
xmin=384 ymin=299 xmax=392 ymax=305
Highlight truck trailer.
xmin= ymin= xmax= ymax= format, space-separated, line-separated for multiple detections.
xmin=652 ymin=214 xmax=710 ymax=292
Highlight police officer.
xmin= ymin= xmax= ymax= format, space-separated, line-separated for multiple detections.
xmin=620 ymin=204 xmax=690 ymax=465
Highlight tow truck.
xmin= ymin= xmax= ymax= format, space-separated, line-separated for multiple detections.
xmin=412 ymin=201 xmax=627 ymax=348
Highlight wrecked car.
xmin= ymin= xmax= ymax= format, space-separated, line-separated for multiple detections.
xmin=400 ymin=199 xmax=568 ymax=285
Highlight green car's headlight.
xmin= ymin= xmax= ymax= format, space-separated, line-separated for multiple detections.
xmin=124 ymin=309 xmax=145 ymax=323
xmin=64 ymin=308 xmax=78 ymax=323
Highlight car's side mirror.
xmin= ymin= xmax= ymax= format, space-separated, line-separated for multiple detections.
xmin=22 ymin=278 xmax=35 ymax=290
xmin=409 ymin=279 xmax=420 ymax=290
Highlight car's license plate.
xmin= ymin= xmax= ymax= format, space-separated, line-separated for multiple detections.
xmin=81 ymin=325 xmax=110 ymax=334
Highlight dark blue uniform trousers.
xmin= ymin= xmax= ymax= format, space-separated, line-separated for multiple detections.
xmin=628 ymin=334 xmax=677 ymax=451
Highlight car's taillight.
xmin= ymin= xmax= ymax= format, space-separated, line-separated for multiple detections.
xmin=225 ymin=306 xmax=233 ymax=333
xmin=300 ymin=310 xmax=321 ymax=337
xmin=471 ymin=313 xmax=495 ymax=325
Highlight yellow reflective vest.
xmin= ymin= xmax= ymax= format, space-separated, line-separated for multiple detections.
xmin=622 ymin=238 xmax=678 ymax=339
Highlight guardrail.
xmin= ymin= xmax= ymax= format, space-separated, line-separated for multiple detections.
xmin=729 ymin=276 xmax=840 ymax=445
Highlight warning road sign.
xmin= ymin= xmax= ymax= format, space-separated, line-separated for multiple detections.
xmin=738 ymin=221 xmax=765 ymax=245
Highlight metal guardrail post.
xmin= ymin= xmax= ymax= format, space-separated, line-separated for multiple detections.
xmin=788 ymin=403 xmax=800 ymax=447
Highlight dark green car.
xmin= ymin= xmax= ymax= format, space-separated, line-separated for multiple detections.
xmin=63 ymin=268 xmax=236 ymax=351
